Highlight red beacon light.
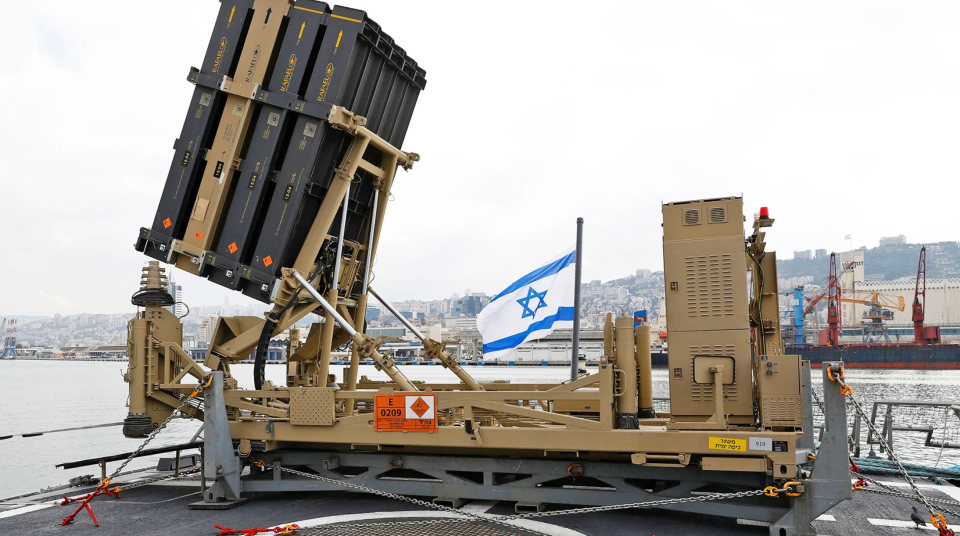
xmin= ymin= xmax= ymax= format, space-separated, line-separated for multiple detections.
xmin=759 ymin=207 xmax=770 ymax=220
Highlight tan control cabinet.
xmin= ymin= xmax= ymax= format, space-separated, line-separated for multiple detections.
xmin=663 ymin=198 xmax=752 ymax=421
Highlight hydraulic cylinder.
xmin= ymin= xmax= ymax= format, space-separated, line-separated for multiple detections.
xmin=615 ymin=316 xmax=639 ymax=429
xmin=635 ymin=325 xmax=656 ymax=418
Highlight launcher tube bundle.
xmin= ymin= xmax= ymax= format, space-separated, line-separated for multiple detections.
xmin=136 ymin=0 xmax=425 ymax=304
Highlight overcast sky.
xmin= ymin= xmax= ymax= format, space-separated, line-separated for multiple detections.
xmin=1 ymin=1 xmax=958 ymax=317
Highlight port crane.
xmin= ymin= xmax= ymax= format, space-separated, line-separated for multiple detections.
xmin=840 ymin=290 xmax=906 ymax=343
xmin=913 ymin=246 xmax=942 ymax=345
xmin=847 ymin=291 xmax=906 ymax=321
xmin=801 ymin=252 xmax=842 ymax=346
xmin=801 ymin=253 xmax=907 ymax=344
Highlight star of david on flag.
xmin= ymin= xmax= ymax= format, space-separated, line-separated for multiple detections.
xmin=477 ymin=246 xmax=577 ymax=362
xmin=517 ymin=287 xmax=548 ymax=319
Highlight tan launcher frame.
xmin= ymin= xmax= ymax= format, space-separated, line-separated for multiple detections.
xmin=127 ymin=191 xmax=811 ymax=483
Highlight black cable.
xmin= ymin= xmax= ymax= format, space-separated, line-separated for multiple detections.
xmin=176 ymin=301 xmax=190 ymax=319
xmin=746 ymin=246 xmax=766 ymax=355
xmin=745 ymin=244 xmax=767 ymax=423
xmin=253 ymin=289 xmax=301 ymax=390
xmin=253 ymin=269 xmax=322 ymax=389
xmin=131 ymin=289 xmax=174 ymax=307
xmin=253 ymin=319 xmax=277 ymax=390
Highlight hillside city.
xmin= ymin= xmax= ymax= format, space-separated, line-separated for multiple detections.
xmin=4 ymin=238 xmax=958 ymax=356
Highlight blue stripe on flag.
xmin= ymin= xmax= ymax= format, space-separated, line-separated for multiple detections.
xmin=489 ymin=251 xmax=577 ymax=304
xmin=482 ymin=307 xmax=576 ymax=354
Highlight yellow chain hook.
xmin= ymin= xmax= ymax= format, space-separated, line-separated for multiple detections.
xmin=191 ymin=375 xmax=215 ymax=397
xmin=931 ymin=512 xmax=947 ymax=528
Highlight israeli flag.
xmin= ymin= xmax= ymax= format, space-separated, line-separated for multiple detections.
xmin=478 ymin=246 xmax=577 ymax=362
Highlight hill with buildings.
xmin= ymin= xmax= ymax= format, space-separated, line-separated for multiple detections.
xmin=7 ymin=239 xmax=957 ymax=354
xmin=777 ymin=241 xmax=960 ymax=287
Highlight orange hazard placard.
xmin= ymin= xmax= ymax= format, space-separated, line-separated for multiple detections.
xmin=374 ymin=393 xmax=438 ymax=432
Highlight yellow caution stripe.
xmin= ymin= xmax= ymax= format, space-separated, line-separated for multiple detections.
xmin=331 ymin=14 xmax=361 ymax=23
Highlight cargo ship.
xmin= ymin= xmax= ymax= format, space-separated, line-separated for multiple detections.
xmin=785 ymin=344 xmax=960 ymax=369
xmin=661 ymin=344 xmax=960 ymax=370
xmin=650 ymin=346 xmax=960 ymax=369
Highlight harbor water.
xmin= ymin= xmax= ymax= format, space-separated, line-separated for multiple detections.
xmin=3 ymin=360 xmax=960 ymax=499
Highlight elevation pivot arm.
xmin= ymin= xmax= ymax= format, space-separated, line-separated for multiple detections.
xmin=368 ymin=287 xmax=484 ymax=391
xmin=292 ymin=272 xmax=417 ymax=391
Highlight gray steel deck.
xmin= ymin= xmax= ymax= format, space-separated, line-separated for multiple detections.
xmin=1 ymin=473 xmax=956 ymax=536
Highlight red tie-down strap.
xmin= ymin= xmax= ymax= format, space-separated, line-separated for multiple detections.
xmin=60 ymin=479 xmax=122 ymax=527
xmin=214 ymin=524 xmax=300 ymax=535
xmin=849 ymin=458 xmax=867 ymax=489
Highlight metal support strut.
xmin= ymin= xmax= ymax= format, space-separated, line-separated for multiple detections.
xmin=201 ymin=371 xmax=242 ymax=504
xmin=770 ymin=361 xmax=852 ymax=536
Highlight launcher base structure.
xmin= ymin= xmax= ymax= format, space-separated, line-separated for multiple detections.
xmin=122 ymin=3 xmax=850 ymax=534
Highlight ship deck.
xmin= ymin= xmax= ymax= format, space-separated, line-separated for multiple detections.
xmin=2 ymin=472 xmax=957 ymax=535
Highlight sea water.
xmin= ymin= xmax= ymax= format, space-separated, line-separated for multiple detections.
xmin=2 ymin=360 xmax=960 ymax=499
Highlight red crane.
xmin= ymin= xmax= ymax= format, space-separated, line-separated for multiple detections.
xmin=912 ymin=246 xmax=941 ymax=345
xmin=801 ymin=253 xmax=842 ymax=346
xmin=825 ymin=252 xmax=842 ymax=346
xmin=803 ymin=293 xmax=826 ymax=317
xmin=913 ymin=246 xmax=926 ymax=342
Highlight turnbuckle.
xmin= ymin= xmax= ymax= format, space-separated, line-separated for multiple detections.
xmin=826 ymin=365 xmax=853 ymax=396
xmin=191 ymin=375 xmax=214 ymax=398
xmin=763 ymin=482 xmax=803 ymax=497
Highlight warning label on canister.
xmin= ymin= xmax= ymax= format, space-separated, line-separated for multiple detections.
xmin=709 ymin=437 xmax=746 ymax=452
xmin=374 ymin=393 xmax=438 ymax=432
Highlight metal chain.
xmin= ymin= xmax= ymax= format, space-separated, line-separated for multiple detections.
xmin=116 ymin=468 xmax=201 ymax=492
xmin=108 ymin=378 xmax=209 ymax=481
xmin=811 ymin=386 xmax=826 ymax=414
xmin=829 ymin=369 xmax=941 ymax=522
xmin=511 ymin=488 xmax=777 ymax=519
xmin=260 ymin=461 xmax=794 ymax=534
